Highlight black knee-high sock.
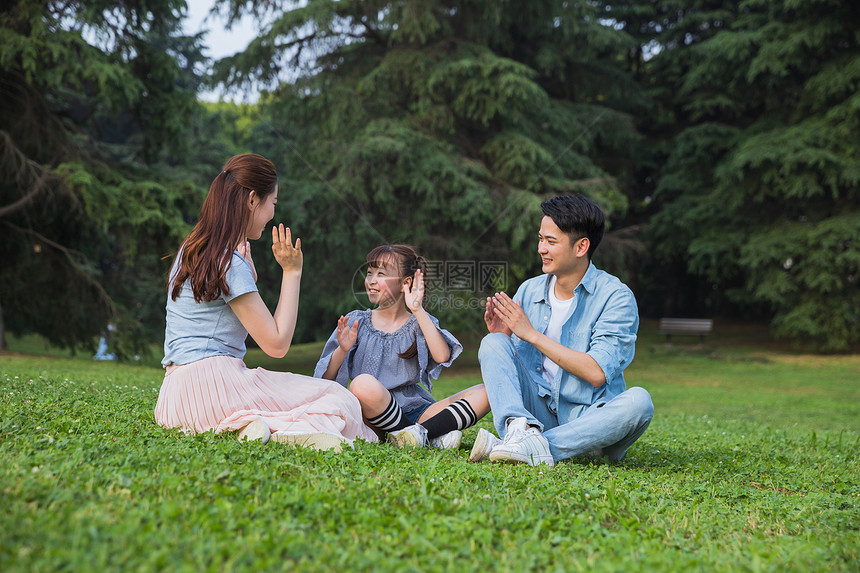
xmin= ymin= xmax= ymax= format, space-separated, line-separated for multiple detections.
xmin=366 ymin=395 xmax=412 ymax=434
xmin=421 ymin=399 xmax=478 ymax=439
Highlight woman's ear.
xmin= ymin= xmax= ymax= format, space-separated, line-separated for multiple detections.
xmin=248 ymin=190 xmax=258 ymax=208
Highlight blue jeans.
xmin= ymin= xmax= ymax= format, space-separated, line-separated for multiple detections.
xmin=404 ymin=401 xmax=433 ymax=424
xmin=479 ymin=333 xmax=654 ymax=462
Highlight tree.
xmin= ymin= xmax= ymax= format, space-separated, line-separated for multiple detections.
xmin=641 ymin=0 xmax=860 ymax=351
xmin=213 ymin=0 xmax=646 ymax=341
xmin=0 ymin=0 xmax=206 ymax=356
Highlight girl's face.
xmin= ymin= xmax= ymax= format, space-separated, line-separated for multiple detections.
xmin=365 ymin=256 xmax=408 ymax=307
xmin=245 ymin=187 xmax=278 ymax=240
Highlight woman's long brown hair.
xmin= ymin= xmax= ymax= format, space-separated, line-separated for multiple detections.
xmin=169 ymin=154 xmax=278 ymax=302
xmin=366 ymin=245 xmax=429 ymax=360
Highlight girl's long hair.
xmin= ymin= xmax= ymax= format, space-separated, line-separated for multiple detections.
xmin=169 ymin=153 xmax=278 ymax=302
xmin=366 ymin=244 xmax=429 ymax=360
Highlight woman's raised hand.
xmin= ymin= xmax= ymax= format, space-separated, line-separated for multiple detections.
xmin=336 ymin=315 xmax=359 ymax=352
xmin=271 ymin=224 xmax=303 ymax=273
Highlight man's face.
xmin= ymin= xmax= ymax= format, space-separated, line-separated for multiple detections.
xmin=537 ymin=216 xmax=585 ymax=276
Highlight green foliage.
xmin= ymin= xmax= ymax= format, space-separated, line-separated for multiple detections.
xmin=0 ymin=0 xmax=223 ymax=356
xmin=1 ymin=331 xmax=858 ymax=571
xmin=739 ymin=214 xmax=860 ymax=352
xmin=640 ymin=0 xmax=860 ymax=350
xmin=213 ymin=0 xmax=642 ymax=342
xmin=4 ymin=0 xmax=858 ymax=355
xmin=427 ymin=52 xmax=547 ymax=128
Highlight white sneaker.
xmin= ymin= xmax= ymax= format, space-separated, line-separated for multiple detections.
xmin=388 ymin=424 xmax=428 ymax=448
xmin=468 ymin=428 xmax=501 ymax=462
xmin=502 ymin=417 xmax=529 ymax=444
xmin=271 ymin=432 xmax=351 ymax=452
xmin=489 ymin=417 xmax=554 ymax=466
xmin=430 ymin=430 xmax=462 ymax=450
xmin=237 ymin=420 xmax=270 ymax=444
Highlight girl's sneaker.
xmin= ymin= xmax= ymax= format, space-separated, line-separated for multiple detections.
xmin=388 ymin=424 xmax=428 ymax=448
xmin=430 ymin=430 xmax=462 ymax=450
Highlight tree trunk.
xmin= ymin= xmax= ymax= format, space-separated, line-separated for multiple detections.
xmin=0 ymin=297 xmax=6 ymax=350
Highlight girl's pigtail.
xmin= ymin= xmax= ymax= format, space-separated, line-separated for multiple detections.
xmin=415 ymin=255 xmax=428 ymax=277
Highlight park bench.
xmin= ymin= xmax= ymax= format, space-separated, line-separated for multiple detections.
xmin=659 ymin=318 xmax=713 ymax=344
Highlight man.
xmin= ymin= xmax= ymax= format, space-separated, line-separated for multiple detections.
xmin=469 ymin=194 xmax=653 ymax=466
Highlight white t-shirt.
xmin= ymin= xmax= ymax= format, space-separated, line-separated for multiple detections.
xmin=542 ymin=275 xmax=575 ymax=386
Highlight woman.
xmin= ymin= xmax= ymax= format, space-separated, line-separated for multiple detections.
xmin=154 ymin=153 xmax=377 ymax=450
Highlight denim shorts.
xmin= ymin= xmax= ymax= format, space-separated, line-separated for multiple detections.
xmin=404 ymin=402 xmax=433 ymax=424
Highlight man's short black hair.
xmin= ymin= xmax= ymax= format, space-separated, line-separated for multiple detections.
xmin=540 ymin=195 xmax=605 ymax=259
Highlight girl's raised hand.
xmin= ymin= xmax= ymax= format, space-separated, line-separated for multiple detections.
xmin=271 ymin=224 xmax=303 ymax=274
xmin=237 ymin=240 xmax=258 ymax=282
xmin=336 ymin=315 xmax=359 ymax=352
xmin=403 ymin=269 xmax=425 ymax=312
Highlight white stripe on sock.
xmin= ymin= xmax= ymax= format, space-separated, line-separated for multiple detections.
xmin=450 ymin=400 xmax=477 ymax=429
xmin=369 ymin=398 xmax=403 ymax=432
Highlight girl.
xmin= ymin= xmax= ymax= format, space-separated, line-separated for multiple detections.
xmin=314 ymin=245 xmax=490 ymax=448
xmin=155 ymin=153 xmax=377 ymax=450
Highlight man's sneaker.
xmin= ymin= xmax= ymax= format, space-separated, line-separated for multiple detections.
xmin=490 ymin=418 xmax=554 ymax=467
xmin=237 ymin=420 xmax=270 ymax=444
xmin=430 ymin=430 xmax=462 ymax=450
xmin=470 ymin=418 xmax=531 ymax=462
xmin=388 ymin=424 xmax=428 ymax=448
xmin=271 ymin=432 xmax=351 ymax=452
xmin=468 ymin=428 xmax=501 ymax=462
xmin=502 ymin=416 xmax=529 ymax=444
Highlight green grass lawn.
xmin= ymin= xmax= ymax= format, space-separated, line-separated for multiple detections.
xmin=1 ymin=321 xmax=858 ymax=572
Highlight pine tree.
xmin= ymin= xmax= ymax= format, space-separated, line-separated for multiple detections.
xmin=213 ymin=0 xmax=645 ymax=340
xmin=643 ymin=0 xmax=860 ymax=351
xmin=0 ymin=0 xmax=206 ymax=355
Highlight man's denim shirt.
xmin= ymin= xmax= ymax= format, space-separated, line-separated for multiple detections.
xmin=511 ymin=263 xmax=638 ymax=414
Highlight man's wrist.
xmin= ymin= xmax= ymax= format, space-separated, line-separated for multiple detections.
xmin=521 ymin=327 xmax=541 ymax=346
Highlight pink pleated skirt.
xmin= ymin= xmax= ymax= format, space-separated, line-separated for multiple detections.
xmin=154 ymin=356 xmax=378 ymax=443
